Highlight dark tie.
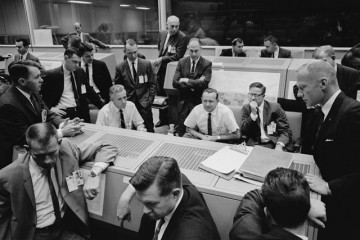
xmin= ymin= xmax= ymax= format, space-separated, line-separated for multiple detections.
xmin=191 ymin=60 xmax=196 ymax=74
xmin=30 ymin=94 xmax=40 ymax=114
xmin=70 ymin=73 xmax=79 ymax=100
xmin=208 ymin=112 xmax=212 ymax=136
xmin=152 ymin=218 xmax=165 ymax=240
xmin=120 ymin=109 xmax=126 ymax=128
xmin=20 ymin=55 xmax=23 ymax=60
xmin=271 ymin=52 xmax=275 ymax=58
xmin=315 ymin=109 xmax=325 ymax=139
xmin=45 ymin=168 xmax=61 ymax=224
xmin=161 ymin=35 xmax=170 ymax=55
xmin=131 ymin=61 xmax=137 ymax=81
xmin=85 ymin=64 xmax=90 ymax=81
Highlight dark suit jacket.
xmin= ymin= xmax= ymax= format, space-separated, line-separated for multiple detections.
xmin=260 ymin=47 xmax=291 ymax=58
xmin=157 ymin=30 xmax=188 ymax=78
xmin=336 ymin=63 xmax=360 ymax=99
xmin=14 ymin=52 xmax=40 ymax=63
xmin=0 ymin=86 xmax=62 ymax=169
xmin=123 ymin=53 xmax=146 ymax=61
xmin=241 ymin=100 xmax=292 ymax=150
xmin=230 ymin=190 xmax=303 ymax=240
xmin=91 ymin=59 xmax=113 ymax=103
xmin=0 ymin=138 xmax=117 ymax=240
xmin=114 ymin=58 xmax=156 ymax=108
xmin=138 ymin=174 xmax=221 ymax=240
xmin=173 ymin=56 xmax=212 ymax=107
xmin=61 ymin=32 xmax=107 ymax=49
xmin=220 ymin=48 xmax=246 ymax=57
xmin=313 ymin=92 xmax=360 ymax=239
xmin=41 ymin=66 xmax=103 ymax=123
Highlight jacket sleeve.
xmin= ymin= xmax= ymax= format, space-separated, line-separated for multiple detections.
xmin=60 ymin=34 xmax=70 ymax=48
xmin=162 ymin=35 xmax=189 ymax=64
xmin=274 ymin=104 xmax=292 ymax=146
xmin=0 ymin=175 xmax=11 ymax=239
xmin=172 ymin=61 xmax=187 ymax=90
xmin=114 ymin=64 xmax=124 ymax=85
xmin=187 ymin=61 xmax=212 ymax=90
xmin=147 ymin=61 xmax=156 ymax=103
xmin=241 ymin=105 xmax=258 ymax=137
xmin=88 ymin=34 xmax=107 ymax=49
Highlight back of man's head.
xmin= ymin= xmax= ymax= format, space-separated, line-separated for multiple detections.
xmin=130 ymin=156 xmax=182 ymax=196
xmin=264 ymin=35 xmax=277 ymax=45
xmin=16 ymin=38 xmax=30 ymax=47
xmin=312 ymin=45 xmax=336 ymax=66
xmin=64 ymin=47 xmax=82 ymax=58
xmin=26 ymin=122 xmax=58 ymax=148
xmin=8 ymin=60 xmax=41 ymax=86
xmin=262 ymin=167 xmax=310 ymax=229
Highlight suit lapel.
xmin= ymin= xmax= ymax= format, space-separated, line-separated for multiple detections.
xmin=262 ymin=101 xmax=269 ymax=128
xmin=125 ymin=61 xmax=136 ymax=84
xmin=12 ymin=86 xmax=39 ymax=117
xmin=185 ymin=57 xmax=191 ymax=77
xmin=194 ymin=56 xmax=203 ymax=77
xmin=159 ymin=32 xmax=167 ymax=56
xmin=22 ymin=154 xmax=36 ymax=210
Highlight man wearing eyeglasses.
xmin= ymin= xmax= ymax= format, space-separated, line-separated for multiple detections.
xmin=220 ymin=38 xmax=246 ymax=57
xmin=241 ymin=82 xmax=292 ymax=151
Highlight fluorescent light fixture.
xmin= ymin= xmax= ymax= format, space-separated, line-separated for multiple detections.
xmin=120 ymin=4 xmax=130 ymax=7
xmin=136 ymin=6 xmax=150 ymax=10
xmin=68 ymin=1 xmax=92 ymax=4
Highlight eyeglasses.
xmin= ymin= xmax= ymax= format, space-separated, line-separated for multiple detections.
xmin=248 ymin=93 xmax=264 ymax=98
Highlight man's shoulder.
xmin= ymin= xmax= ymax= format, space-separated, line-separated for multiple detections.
xmin=126 ymin=101 xmax=137 ymax=109
xmin=221 ymin=48 xmax=232 ymax=55
xmin=0 ymin=158 xmax=25 ymax=179
xmin=178 ymin=56 xmax=190 ymax=64
xmin=45 ymin=66 xmax=62 ymax=75
xmin=138 ymin=58 xmax=152 ymax=66
xmin=337 ymin=63 xmax=359 ymax=75
xmin=92 ymin=58 xmax=105 ymax=66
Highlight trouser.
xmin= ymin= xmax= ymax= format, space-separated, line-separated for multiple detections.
xmin=156 ymin=71 xmax=169 ymax=124
xmin=135 ymin=102 xmax=155 ymax=133
xmin=34 ymin=222 xmax=86 ymax=240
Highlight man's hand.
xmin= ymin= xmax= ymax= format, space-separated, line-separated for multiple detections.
xmin=179 ymin=78 xmax=189 ymax=83
xmin=61 ymin=118 xmax=83 ymax=137
xmin=305 ymin=174 xmax=331 ymax=195
xmin=249 ymin=101 xmax=258 ymax=115
xmin=117 ymin=185 xmax=136 ymax=227
xmin=202 ymin=135 xmax=217 ymax=141
xmin=83 ymin=175 xmax=100 ymax=200
xmin=154 ymin=57 xmax=162 ymax=66
xmin=50 ymin=107 xmax=67 ymax=116
xmin=308 ymin=198 xmax=327 ymax=228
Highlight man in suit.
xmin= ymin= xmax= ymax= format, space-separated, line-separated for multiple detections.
xmin=41 ymin=48 xmax=104 ymax=123
xmin=0 ymin=122 xmax=118 ymax=240
xmin=0 ymin=60 xmax=82 ymax=169
xmin=312 ymin=45 xmax=360 ymax=99
xmin=260 ymin=35 xmax=291 ymax=58
xmin=115 ymin=39 xmax=156 ymax=132
xmin=220 ymin=38 xmax=246 ymax=57
xmin=154 ymin=15 xmax=188 ymax=127
xmin=117 ymin=156 xmax=221 ymax=240
xmin=80 ymin=42 xmax=113 ymax=103
xmin=241 ymin=82 xmax=293 ymax=151
xmin=61 ymin=22 xmax=110 ymax=49
xmin=14 ymin=38 xmax=40 ymax=63
xmin=173 ymin=38 xmax=212 ymax=136
xmin=296 ymin=60 xmax=360 ymax=240
xmin=230 ymin=168 xmax=326 ymax=240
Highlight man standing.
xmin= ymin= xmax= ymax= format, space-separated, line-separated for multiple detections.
xmin=261 ymin=35 xmax=291 ymax=58
xmin=41 ymin=48 xmax=104 ymax=123
xmin=241 ymin=82 xmax=292 ymax=151
xmin=173 ymin=38 xmax=212 ymax=136
xmin=184 ymin=88 xmax=240 ymax=141
xmin=154 ymin=15 xmax=188 ymax=127
xmin=96 ymin=85 xmax=146 ymax=131
xmin=312 ymin=45 xmax=360 ymax=99
xmin=0 ymin=122 xmax=118 ymax=240
xmin=14 ymin=38 xmax=40 ymax=63
xmin=220 ymin=38 xmax=246 ymax=57
xmin=61 ymin=22 xmax=110 ymax=49
xmin=0 ymin=60 xmax=81 ymax=169
xmin=296 ymin=60 xmax=360 ymax=240
xmin=115 ymin=39 xmax=156 ymax=132
xmin=118 ymin=156 xmax=221 ymax=240
xmin=80 ymin=43 xmax=113 ymax=103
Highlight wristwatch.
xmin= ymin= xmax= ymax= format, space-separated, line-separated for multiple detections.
xmin=90 ymin=170 xmax=99 ymax=177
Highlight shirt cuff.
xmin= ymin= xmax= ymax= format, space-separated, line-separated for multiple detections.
xmin=93 ymin=162 xmax=110 ymax=173
xmin=276 ymin=142 xmax=285 ymax=148
xmin=250 ymin=112 xmax=258 ymax=121
xmin=57 ymin=129 xmax=63 ymax=138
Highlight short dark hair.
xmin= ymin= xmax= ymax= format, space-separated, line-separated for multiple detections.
xmin=262 ymin=168 xmax=310 ymax=228
xmin=64 ymin=47 xmax=81 ymax=58
xmin=79 ymin=42 xmax=94 ymax=55
xmin=202 ymin=88 xmax=219 ymax=100
xmin=130 ymin=156 xmax=182 ymax=196
xmin=126 ymin=39 xmax=137 ymax=46
xmin=26 ymin=122 xmax=59 ymax=148
xmin=264 ymin=35 xmax=277 ymax=45
xmin=232 ymin=38 xmax=244 ymax=46
xmin=16 ymin=38 xmax=30 ymax=47
xmin=249 ymin=82 xmax=266 ymax=95
xmin=8 ymin=60 xmax=42 ymax=85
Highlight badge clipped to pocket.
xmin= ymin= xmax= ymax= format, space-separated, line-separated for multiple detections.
xmin=167 ymin=44 xmax=172 ymax=53
xmin=73 ymin=170 xmax=84 ymax=186
xmin=139 ymin=75 xmax=144 ymax=84
xmin=81 ymin=84 xmax=87 ymax=94
xmin=41 ymin=109 xmax=47 ymax=123
xmin=66 ymin=175 xmax=78 ymax=192
xmin=267 ymin=121 xmax=276 ymax=135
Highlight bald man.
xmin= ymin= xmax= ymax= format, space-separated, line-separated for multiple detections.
xmin=312 ymin=45 xmax=360 ymax=99
xmin=296 ymin=60 xmax=360 ymax=240
xmin=61 ymin=22 xmax=110 ymax=49
xmin=154 ymin=15 xmax=189 ymax=127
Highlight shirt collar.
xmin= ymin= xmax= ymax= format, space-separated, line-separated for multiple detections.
xmin=322 ymin=89 xmax=341 ymax=119
xmin=82 ymin=60 xmax=91 ymax=67
xmin=294 ymin=234 xmax=308 ymax=240
xmin=126 ymin=57 xmax=138 ymax=67
xmin=16 ymin=86 xmax=31 ymax=100
xmin=191 ymin=57 xmax=200 ymax=65
xmin=164 ymin=188 xmax=184 ymax=223
xmin=29 ymin=155 xmax=44 ymax=175
xmin=334 ymin=63 xmax=338 ymax=72
xmin=22 ymin=52 xmax=28 ymax=59
xmin=274 ymin=47 xmax=279 ymax=57
xmin=63 ymin=63 xmax=71 ymax=76
xmin=258 ymin=100 xmax=265 ymax=113
xmin=109 ymin=101 xmax=122 ymax=112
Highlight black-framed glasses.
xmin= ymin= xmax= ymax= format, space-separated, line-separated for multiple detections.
xmin=248 ymin=92 xmax=264 ymax=98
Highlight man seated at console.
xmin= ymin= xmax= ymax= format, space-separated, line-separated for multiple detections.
xmin=183 ymin=88 xmax=240 ymax=141
xmin=220 ymin=38 xmax=246 ymax=57
xmin=230 ymin=167 xmax=326 ymax=240
xmin=117 ymin=156 xmax=221 ymax=240
xmin=261 ymin=35 xmax=291 ymax=58
xmin=96 ymin=84 xmax=146 ymax=131
xmin=241 ymin=82 xmax=292 ymax=151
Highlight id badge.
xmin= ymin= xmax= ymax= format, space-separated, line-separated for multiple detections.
xmin=66 ymin=176 xmax=78 ymax=192
xmin=81 ymin=84 xmax=87 ymax=94
xmin=144 ymin=74 xmax=148 ymax=83
xmin=167 ymin=44 xmax=172 ymax=53
xmin=73 ymin=170 xmax=84 ymax=186
xmin=139 ymin=75 xmax=144 ymax=84
xmin=171 ymin=47 xmax=176 ymax=54
xmin=41 ymin=109 xmax=47 ymax=123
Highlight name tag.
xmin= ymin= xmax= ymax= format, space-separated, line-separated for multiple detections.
xmin=81 ymin=84 xmax=87 ymax=94
xmin=167 ymin=44 xmax=172 ymax=53
xmin=144 ymin=74 xmax=148 ymax=83
xmin=73 ymin=170 xmax=84 ymax=186
xmin=41 ymin=109 xmax=47 ymax=122
xmin=66 ymin=175 xmax=78 ymax=192
xmin=267 ymin=122 xmax=276 ymax=135
xmin=139 ymin=75 xmax=144 ymax=84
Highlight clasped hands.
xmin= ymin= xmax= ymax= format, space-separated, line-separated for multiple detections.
xmin=61 ymin=117 xmax=84 ymax=137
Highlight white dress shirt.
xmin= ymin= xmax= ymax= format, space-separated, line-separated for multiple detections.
xmin=273 ymin=47 xmax=279 ymax=58
xmin=55 ymin=64 xmax=77 ymax=109
xmin=250 ymin=101 xmax=270 ymax=142
xmin=126 ymin=58 xmax=138 ymax=80
xmin=82 ymin=61 xmax=100 ymax=93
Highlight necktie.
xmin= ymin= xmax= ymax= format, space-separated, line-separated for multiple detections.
xmin=20 ymin=55 xmax=23 ymax=60
xmin=45 ymin=168 xmax=61 ymax=224
xmin=191 ymin=60 xmax=196 ymax=74
xmin=161 ymin=35 xmax=170 ymax=55
xmin=120 ymin=109 xmax=126 ymax=128
xmin=152 ymin=218 xmax=165 ymax=240
xmin=30 ymin=94 xmax=40 ymax=114
xmin=271 ymin=52 xmax=275 ymax=58
xmin=85 ymin=64 xmax=90 ymax=82
xmin=131 ymin=61 xmax=137 ymax=82
xmin=70 ymin=73 xmax=79 ymax=100
xmin=208 ymin=112 xmax=212 ymax=136
xmin=315 ymin=109 xmax=325 ymax=139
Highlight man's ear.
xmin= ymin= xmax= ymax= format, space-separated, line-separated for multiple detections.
xmin=18 ymin=78 xmax=26 ymax=86
xmin=58 ymin=139 xmax=62 ymax=145
xmin=171 ymin=188 xmax=181 ymax=199
xmin=24 ymin=144 xmax=30 ymax=151
xmin=319 ymin=77 xmax=328 ymax=89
